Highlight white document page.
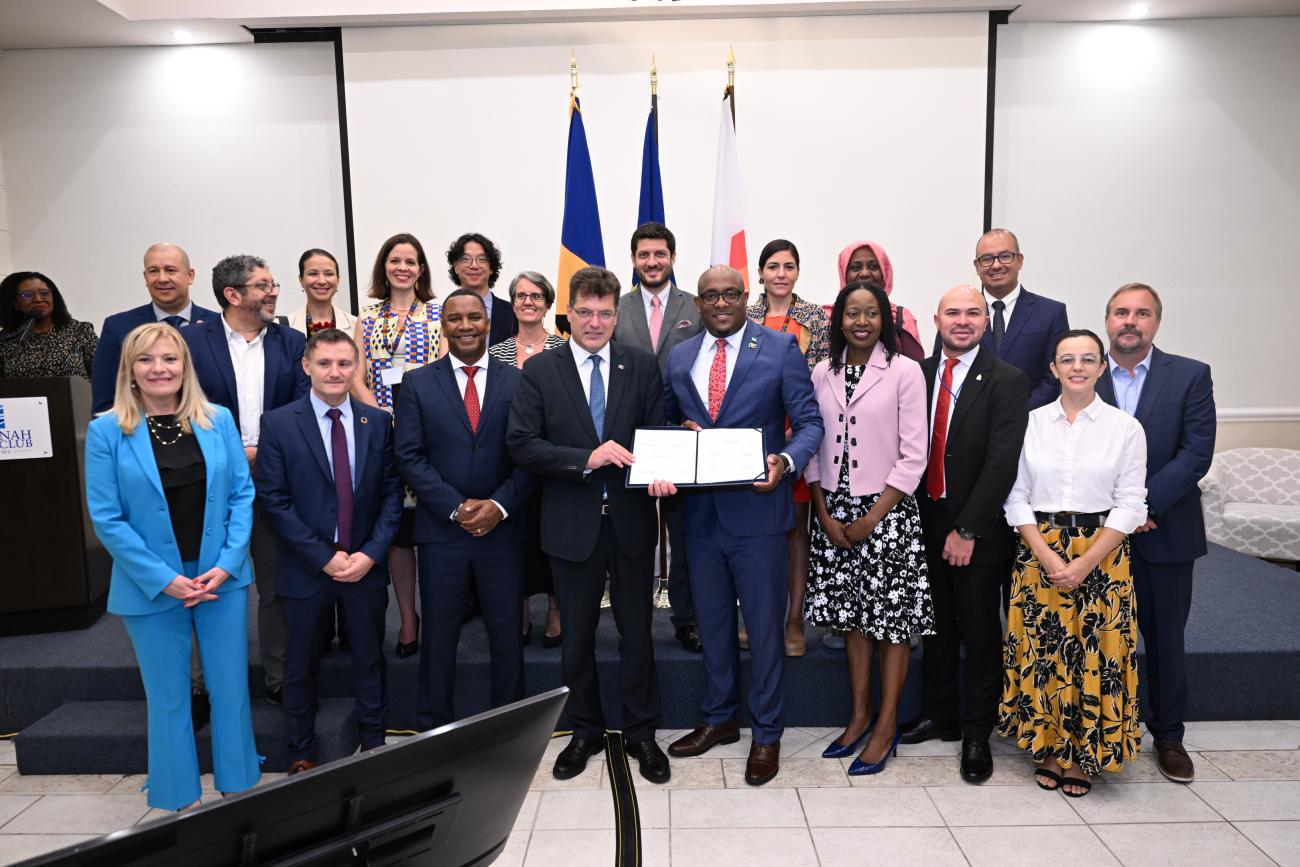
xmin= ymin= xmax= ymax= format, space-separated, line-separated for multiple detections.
xmin=695 ymin=428 xmax=766 ymax=486
xmin=626 ymin=428 xmax=699 ymax=485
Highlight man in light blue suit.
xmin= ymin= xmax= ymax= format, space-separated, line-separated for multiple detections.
xmin=254 ymin=328 xmax=404 ymax=774
xmin=1098 ymin=282 xmax=1215 ymax=784
xmin=658 ymin=266 xmax=823 ymax=786
xmin=92 ymin=243 xmax=219 ymax=413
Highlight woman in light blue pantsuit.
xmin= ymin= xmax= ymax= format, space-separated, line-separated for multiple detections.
xmin=86 ymin=322 xmax=261 ymax=810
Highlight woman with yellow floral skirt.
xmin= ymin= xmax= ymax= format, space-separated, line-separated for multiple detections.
xmin=999 ymin=329 xmax=1148 ymax=798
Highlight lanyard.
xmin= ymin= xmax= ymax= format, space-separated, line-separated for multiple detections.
xmin=382 ymin=302 xmax=417 ymax=355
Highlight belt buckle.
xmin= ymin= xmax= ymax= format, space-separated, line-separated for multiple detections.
xmin=600 ymin=503 xmax=610 ymax=515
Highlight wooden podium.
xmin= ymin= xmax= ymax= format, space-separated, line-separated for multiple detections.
xmin=0 ymin=376 xmax=109 ymax=635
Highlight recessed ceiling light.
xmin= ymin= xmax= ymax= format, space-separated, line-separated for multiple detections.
xmin=1127 ymin=3 xmax=1150 ymax=18
xmin=172 ymin=29 xmax=196 ymax=43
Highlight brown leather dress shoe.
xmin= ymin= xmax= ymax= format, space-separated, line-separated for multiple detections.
xmin=745 ymin=740 xmax=780 ymax=786
xmin=287 ymin=759 xmax=317 ymax=776
xmin=1154 ymin=739 xmax=1195 ymax=783
xmin=667 ymin=721 xmax=741 ymax=758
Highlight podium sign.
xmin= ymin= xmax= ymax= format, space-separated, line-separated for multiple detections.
xmin=0 ymin=396 xmax=54 ymax=460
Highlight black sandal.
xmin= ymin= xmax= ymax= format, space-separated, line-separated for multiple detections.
xmin=1059 ymin=774 xmax=1092 ymax=798
xmin=1034 ymin=767 xmax=1062 ymax=791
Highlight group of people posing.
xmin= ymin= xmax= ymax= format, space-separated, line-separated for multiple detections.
xmin=0 ymin=221 xmax=1215 ymax=810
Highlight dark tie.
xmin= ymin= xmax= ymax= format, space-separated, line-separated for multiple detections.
xmin=462 ymin=365 xmax=481 ymax=432
xmin=926 ymin=357 xmax=960 ymax=501
xmin=163 ymin=315 xmax=184 ymax=330
xmin=991 ymin=300 xmax=1006 ymax=354
xmin=588 ymin=356 xmax=605 ymax=438
xmin=326 ymin=408 xmax=354 ymax=552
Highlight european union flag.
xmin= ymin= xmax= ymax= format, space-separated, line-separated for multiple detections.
xmin=633 ymin=98 xmax=667 ymax=288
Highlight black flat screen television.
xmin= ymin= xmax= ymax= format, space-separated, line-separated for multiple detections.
xmin=16 ymin=687 xmax=567 ymax=867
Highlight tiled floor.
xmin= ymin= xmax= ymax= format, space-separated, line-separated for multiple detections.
xmin=3 ymin=722 xmax=1300 ymax=865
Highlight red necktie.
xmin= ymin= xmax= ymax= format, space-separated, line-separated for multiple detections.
xmin=707 ymin=338 xmax=727 ymax=422
xmin=926 ymin=357 xmax=960 ymax=501
xmin=463 ymin=365 xmax=480 ymax=432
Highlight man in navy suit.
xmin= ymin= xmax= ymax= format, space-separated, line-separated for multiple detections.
xmin=253 ymin=329 xmax=404 ymax=774
xmin=184 ymin=254 xmax=309 ymax=704
xmin=657 ymin=266 xmax=823 ymax=786
xmin=92 ymin=243 xmax=219 ymax=413
xmin=394 ymin=289 xmax=535 ymax=731
xmin=958 ymin=229 xmax=1070 ymax=409
xmin=1099 ymin=282 xmax=1215 ymax=783
xmin=507 ymin=267 xmax=671 ymax=784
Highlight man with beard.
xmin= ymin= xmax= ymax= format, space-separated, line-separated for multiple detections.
xmin=185 ymin=254 xmax=309 ymax=705
xmin=613 ymin=222 xmax=703 ymax=652
xmin=1098 ymin=282 xmax=1215 ymax=783
xmin=900 ymin=285 xmax=1029 ymax=782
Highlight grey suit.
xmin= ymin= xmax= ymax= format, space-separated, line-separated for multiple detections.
xmin=613 ymin=286 xmax=703 ymax=630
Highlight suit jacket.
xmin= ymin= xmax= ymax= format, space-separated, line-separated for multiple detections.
xmin=283 ymin=304 xmax=356 ymax=336
xmin=86 ymin=406 xmax=254 ymax=616
xmin=92 ymin=302 xmax=220 ymax=413
xmin=253 ymin=396 xmax=404 ymax=598
xmin=394 ymin=355 xmax=536 ymax=544
xmin=488 ymin=294 xmax=518 ymax=347
xmin=182 ymin=314 xmax=310 ymax=436
xmin=506 ymin=340 xmax=664 ymax=561
xmin=663 ymin=321 xmax=824 ymax=538
xmin=932 ymin=286 xmax=1068 ymax=409
xmin=613 ymin=286 xmax=703 ymax=372
xmin=917 ymin=348 xmax=1030 ymax=564
xmin=1097 ymin=346 xmax=1216 ymax=563
xmin=805 ymin=344 xmax=929 ymax=498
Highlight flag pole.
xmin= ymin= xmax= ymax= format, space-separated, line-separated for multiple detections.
xmin=726 ymin=45 xmax=736 ymax=123
xmin=570 ymin=49 xmax=579 ymax=96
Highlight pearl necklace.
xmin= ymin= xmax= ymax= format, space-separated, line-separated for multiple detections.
xmin=147 ymin=415 xmax=184 ymax=446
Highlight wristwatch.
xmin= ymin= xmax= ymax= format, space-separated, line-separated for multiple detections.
xmin=955 ymin=527 xmax=978 ymax=541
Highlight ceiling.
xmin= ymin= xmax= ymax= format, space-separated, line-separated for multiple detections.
xmin=0 ymin=0 xmax=1296 ymax=49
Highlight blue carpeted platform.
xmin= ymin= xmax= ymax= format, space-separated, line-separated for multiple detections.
xmin=2 ymin=543 xmax=1298 ymax=774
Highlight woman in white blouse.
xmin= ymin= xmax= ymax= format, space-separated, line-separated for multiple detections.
xmin=283 ymin=249 xmax=356 ymax=337
xmin=998 ymin=329 xmax=1147 ymax=798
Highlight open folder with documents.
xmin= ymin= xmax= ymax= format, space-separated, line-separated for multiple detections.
xmin=625 ymin=426 xmax=767 ymax=488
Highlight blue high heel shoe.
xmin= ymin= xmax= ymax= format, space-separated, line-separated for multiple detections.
xmin=847 ymin=727 xmax=904 ymax=776
xmin=822 ymin=711 xmax=880 ymax=759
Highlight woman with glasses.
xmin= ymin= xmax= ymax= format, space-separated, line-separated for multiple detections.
xmin=836 ymin=241 xmax=925 ymax=362
xmin=490 ymin=272 xmax=565 ymax=647
xmin=999 ymin=329 xmax=1147 ymax=798
xmin=284 ymin=248 xmax=356 ymax=337
xmin=353 ymin=233 xmax=443 ymax=659
xmin=447 ymin=232 xmax=516 ymax=346
xmin=746 ymin=239 xmax=829 ymax=658
xmin=0 ymin=271 xmax=97 ymax=380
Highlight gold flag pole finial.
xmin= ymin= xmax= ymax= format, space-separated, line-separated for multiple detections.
xmin=570 ymin=50 xmax=579 ymax=96
xmin=650 ymin=54 xmax=658 ymax=97
xmin=726 ymin=45 xmax=735 ymax=88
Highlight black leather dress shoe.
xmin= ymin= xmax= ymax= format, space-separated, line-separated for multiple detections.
xmin=900 ymin=718 xmax=961 ymax=745
xmin=553 ymin=736 xmax=605 ymax=780
xmin=675 ymin=624 xmax=703 ymax=654
xmin=190 ymin=688 xmax=210 ymax=731
xmin=626 ymin=738 xmax=671 ymax=784
xmin=960 ymin=738 xmax=993 ymax=783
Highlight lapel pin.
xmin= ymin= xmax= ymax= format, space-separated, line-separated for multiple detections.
xmin=747 ymin=340 xmax=757 ymax=349
xmin=360 ymin=416 xmax=369 ymax=424
xmin=976 ymin=374 xmax=982 ymax=381
xmin=618 ymin=363 xmax=625 ymax=370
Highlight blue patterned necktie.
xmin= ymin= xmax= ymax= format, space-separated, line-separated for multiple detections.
xmin=588 ymin=355 xmax=605 ymax=438
xmin=163 ymin=315 xmax=184 ymax=330
xmin=991 ymin=299 xmax=1006 ymax=354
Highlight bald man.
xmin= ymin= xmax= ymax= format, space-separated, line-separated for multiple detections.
xmin=92 ymin=243 xmax=220 ymax=413
xmin=902 ymin=285 xmax=1029 ymax=784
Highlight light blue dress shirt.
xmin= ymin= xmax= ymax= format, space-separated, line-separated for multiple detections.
xmin=1108 ymin=348 xmax=1152 ymax=417
xmin=309 ymin=390 xmax=356 ymax=489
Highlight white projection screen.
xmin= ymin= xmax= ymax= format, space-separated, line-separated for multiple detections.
xmin=342 ymin=12 xmax=990 ymax=335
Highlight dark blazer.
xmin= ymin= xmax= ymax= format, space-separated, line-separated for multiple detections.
xmin=253 ymin=396 xmax=404 ymax=598
xmin=394 ymin=355 xmax=536 ymax=544
xmin=933 ymin=286 xmax=1068 ymax=409
xmin=1098 ymin=346 xmax=1216 ymax=564
xmin=613 ymin=286 xmax=703 ymax=372
xmin=182 ymin=314 xmax=309 ymax=434
xmin=918 ymin=348 xmax=1030 ymax=564
xmin=92 ymin=302 xmax=219 ymax=413
xmin=488 ymin=294 xmax=518 ymax=347
xmin=506 ymin=340 xmax=664 ymax=562
xmin=663 ymin=321 xmax=824 ymax=538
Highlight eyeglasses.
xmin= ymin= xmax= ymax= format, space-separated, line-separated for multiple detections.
xmin=515 ymin=292 xmax=547 ymax=303
xmin=975 ymin=251 xmax=1019 ymax=268
xmin=458 ymin=255 xmax=490 ymax=266
xmin=1055 ymin=354 xmax=1101 ymax=367
xmin=239 ymin=281 xmax=281 ymax=293
xmin=570 ymin=308 xmax=615 ymax=322
xmin=699 ymin=289 xmax=743 ymax=305
xmin=17 ymin=289 xmax=53 ymax=301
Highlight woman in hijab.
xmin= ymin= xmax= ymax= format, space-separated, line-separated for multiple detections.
xmin=837 ymin=241 xmax=925 ymax=362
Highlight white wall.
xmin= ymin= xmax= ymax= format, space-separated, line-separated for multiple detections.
xmin=0 ymin=42 xmax=347 ymax=330
xmin=342 ymin=13 xmax=989 ymax=324
xmin=0 ymin=132 xmax=11 ymax=279
xmin=993 ymin=18 xmax=1300 ymax=423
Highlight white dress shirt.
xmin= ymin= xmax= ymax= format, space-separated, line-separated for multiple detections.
xmin=1004 ymin=395 xmax=1148 ymax=534
xmin=570 ymin=340 xmax=611 ymax=406
xmin=447 ymin=351 xmax=507 ymax=519
xmin=927 ymin=345 xmax=980 ymax=500
xmin=221 ymin=314 xmax=267 ymax=447
xmin=153 ymin=302 xmax=194 ymax=324
xmin=984 ymin=284 xmax=1021 ymax=326
xmin=642 ymin=285 xmax=670 ymax=336
xmin=689 ymin=327 xmax=744 ymax=405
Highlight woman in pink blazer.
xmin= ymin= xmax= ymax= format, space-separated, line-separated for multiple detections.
xmin=804 ymin=281 xmax=933 ymax=776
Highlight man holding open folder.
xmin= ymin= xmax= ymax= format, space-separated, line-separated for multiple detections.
xmin=654 ymin=265 xmax=823 ymax=785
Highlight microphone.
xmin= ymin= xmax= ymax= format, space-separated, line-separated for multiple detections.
xmin=1 ymin=310 xmax=41 ymax=344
